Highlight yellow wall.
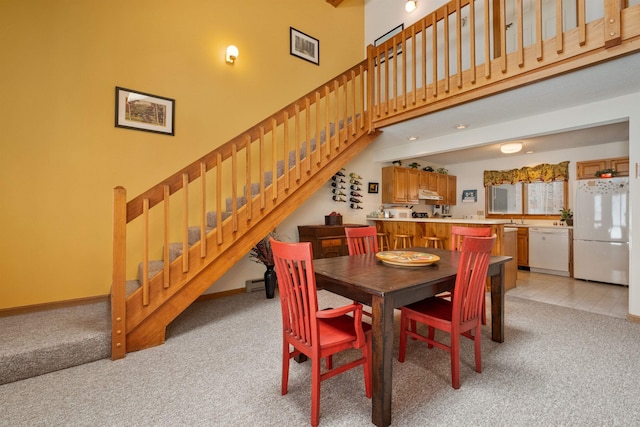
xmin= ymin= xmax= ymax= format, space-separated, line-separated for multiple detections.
xmin=0 ymin=0 xmax=364 ymax=309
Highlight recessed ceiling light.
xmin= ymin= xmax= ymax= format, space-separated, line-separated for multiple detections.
xmin=526 ymin=150 xmax=534 ymax=154
xmin=407 ymin=136 xmax=417 ymax=141
xmin=455 ymin=123 xmax=468 ymax=130
xmin=500 ymin=142 xmax=523 ymax=154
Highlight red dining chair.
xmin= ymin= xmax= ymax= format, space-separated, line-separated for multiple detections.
xmin=270 ymin=238 xmax=372 ymax=427
xmin=345 ymin=226 xmax=379 ymax=255
xmin=448 ymin=225 xmax=492 ymax=325
xmin=344 ymin=226 xmax=378 ymax=317
xmin=398 ymin=234 xmax=496 ymax=389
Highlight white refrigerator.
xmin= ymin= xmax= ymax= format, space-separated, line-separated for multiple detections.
xmin=573 ymin=177 xmax=629 ymax=285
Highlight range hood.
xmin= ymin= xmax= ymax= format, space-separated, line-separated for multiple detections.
xmin=418 ymin=189 xmax=443 ymax=201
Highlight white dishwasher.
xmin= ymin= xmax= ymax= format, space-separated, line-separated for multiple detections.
xmin=528 ymin=227 xmax=570 ymax=276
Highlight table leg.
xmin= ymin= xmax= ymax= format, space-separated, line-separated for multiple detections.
xmin=490 ymin=264 xmax=505 ymax=343
xmin=370 ymin=295 xmax=394 ymax=427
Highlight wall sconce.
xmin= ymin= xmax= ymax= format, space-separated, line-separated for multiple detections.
xmin=500 ymin=142 xmax=523 ymax=154
xmin=405 ymin=0 xmax=417 ymax=12
xmin=226 ymin=45 xmax=239 ymax=64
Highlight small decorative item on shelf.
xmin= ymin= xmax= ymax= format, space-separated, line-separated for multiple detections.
xmin=594 ymin=168 xmax=618 ymax=178
xmin=325 ymin=211 xmax=343 ymax=225
xmin=436 ymin=167 xmax=448 ymax=174
xmin=422 ymin=166 xmax=434 ymax=172
xmin=407 ymin=162 xmax=420 ymax=169
xmin=249 ymin=230 xmax=280 ymax=299
xmin=392 ymin=160 xmax=402 ymax=166
xmin=559 ymin=208 xmax=573 ymax=226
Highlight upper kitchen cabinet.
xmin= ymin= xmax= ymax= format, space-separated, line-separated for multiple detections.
xmin=382 ymin=166 xmax=419 ymax=204
xmin=419 ymin=171 xmax=438 ymax=191
xmin=382 ymin=166 xmax=456 ymax=205
xmin=576 ymin=157 xmax=629 ymax=179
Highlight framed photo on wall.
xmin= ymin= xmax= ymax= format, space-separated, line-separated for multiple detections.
xmin=115 ymin=87 xmax=175 ymax=135
xmin=462 ymin=189 xmax=477 ymax=203
xmin=290 ymin=27 xmax=319 ymax=65
xmin=368 ymin=182 xmax=379 ymax=194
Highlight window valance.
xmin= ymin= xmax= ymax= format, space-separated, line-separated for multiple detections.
xmin=483 ymin=161 xmax=569 ymax=186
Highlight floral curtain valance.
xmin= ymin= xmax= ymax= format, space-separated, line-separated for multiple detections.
xmin=483 ymin=161 xmax=569 ymax=186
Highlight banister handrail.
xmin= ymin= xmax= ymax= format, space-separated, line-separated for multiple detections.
xmin=124 ymin=60 xmax=368 ymax=222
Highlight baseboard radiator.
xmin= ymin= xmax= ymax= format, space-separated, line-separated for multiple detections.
xmin=245 ymin=278 xmax=265 ymax=293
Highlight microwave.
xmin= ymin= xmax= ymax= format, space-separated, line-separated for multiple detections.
xmin=385 ymin=207 xmax=413 ymax=219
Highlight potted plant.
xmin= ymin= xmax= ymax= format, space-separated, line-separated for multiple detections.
xmin=559 ymin=208 xmax=573 ymax=226
xmin=594 ymin=168 xmax=618 ymax=178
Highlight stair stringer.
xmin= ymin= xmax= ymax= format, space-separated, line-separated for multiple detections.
xmin=124 ymin=130 xmax=381 ymax=353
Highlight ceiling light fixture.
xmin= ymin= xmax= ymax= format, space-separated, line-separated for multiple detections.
xmin=500 ymin=142 xmax=523 ymax=154
xmin=455 ymin=123 xmax=468 ymax=130
xmin=408 ymin=136 xmax=417 ymax=141
xmin=405 ymin=1 xmax=417 ymax=12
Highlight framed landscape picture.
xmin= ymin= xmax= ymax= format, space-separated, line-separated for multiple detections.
xmin=115 ymin=87 xmax=175 ymax=135
xmin=290 ymin=27 xmax=319 ymax=65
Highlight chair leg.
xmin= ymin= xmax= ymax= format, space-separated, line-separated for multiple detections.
xmin=474 ymin=324 xmax=482 ymax=373
xmin=282 ymin=341 xmax=290 ymax=395
xmin=481 ymin=294 xmax=487 ymax=325
xmin=450 ymin=333 xmax=461 ymax=390
xmin=398 ymin=312 xmax=408 ymax=362
xmin=311 ymin=358 xmax=321 ymax=427
xmin=363 ymin=332 xmax=372 ymax=398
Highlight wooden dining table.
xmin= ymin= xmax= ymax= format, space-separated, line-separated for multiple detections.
xmin=312 ymin=247 xmax=511 ymax=427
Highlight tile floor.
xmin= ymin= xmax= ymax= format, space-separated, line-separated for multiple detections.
xmin=506 ymin=269 xmax=629 ymax=319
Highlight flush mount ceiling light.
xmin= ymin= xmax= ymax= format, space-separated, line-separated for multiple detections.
xmin=407 ymin=136 xmax=417 ymax=141
xmin=455 ymin=123 xmax=468 ymax=130
xmin=405 ymin=0 xmax=417 ymax=12
xmin=500 ymin=142 xmax=523 ymax=154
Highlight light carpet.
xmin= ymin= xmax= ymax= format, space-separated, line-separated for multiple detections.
xmin=1 ymin=290 xmax=639 ymax=426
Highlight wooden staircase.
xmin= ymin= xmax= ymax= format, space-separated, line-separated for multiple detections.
xmin=111 ymin=61 xmax=378 ymax=359
xmin=112 ymin=0 xmax=640 ymax=360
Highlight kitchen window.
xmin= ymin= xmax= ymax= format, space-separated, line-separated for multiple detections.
xmin=484 ymin=161 xmax=569 ymax=219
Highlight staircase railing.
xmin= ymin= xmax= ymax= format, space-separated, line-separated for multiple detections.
xmin=112 ymin=61 xmax=375 ymax=359
xmin=112 ymin=0 xmax=640 ymax=359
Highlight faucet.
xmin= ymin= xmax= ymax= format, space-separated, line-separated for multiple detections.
xmin=510 ymin=217 xmax=514 ymax=224
xmin=521 ymin=216 xmax=525 ymax=224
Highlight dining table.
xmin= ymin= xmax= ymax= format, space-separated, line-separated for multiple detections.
xmin=312 ymin=247 xmax=511 ymax=427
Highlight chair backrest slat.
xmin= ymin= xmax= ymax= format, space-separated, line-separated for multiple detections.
xmin=451 ymin=235 xmax=495 ymax=324
xmin=451 ymin=226 xmax=492 ymax=251
xmin=345 ymin=226 xmax=378 ymax=255
xmin=271 ymin=239 xmax=319 ymax=347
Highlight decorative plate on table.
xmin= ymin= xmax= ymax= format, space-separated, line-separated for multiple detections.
xmin=375 ymin=251 xmax=440 ymax=267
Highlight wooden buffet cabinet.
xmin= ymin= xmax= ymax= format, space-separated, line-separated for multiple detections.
xmin=381 ymin=166 xmax=457 ymax=205
xmin=298 ymin=224 xmax=368 ymax=259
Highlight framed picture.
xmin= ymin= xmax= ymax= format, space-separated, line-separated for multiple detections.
xmin=374 ymin=24 xmax=404 ymax=47
xmin=115 ymin=87 xmax=175 ymax=135
xmin=290 ymin=27 xmax=319 ymax=65
xmin=462 ymin=189 xmax=477 ymax=203
xmin=368 ymin=182 xmax=379 ymax=194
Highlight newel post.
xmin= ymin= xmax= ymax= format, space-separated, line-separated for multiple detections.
xmin=111 ymin=186 xmax=127 ymax=360
xmin=604 ymin=0 xmax=622 ymax=48
xmin=366 ymin=43 xmax=375 ymax=134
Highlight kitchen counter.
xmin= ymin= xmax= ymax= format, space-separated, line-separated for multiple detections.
xmin=369 ymin=217 xmax=516 ymax=290
xmin=367 ymin=216 xmax=510 ymax=225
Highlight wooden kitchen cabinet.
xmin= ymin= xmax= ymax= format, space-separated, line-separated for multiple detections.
xmin=382 ymin=166 xmax=419 ymax=204
xmin=382 ymin=166 xmax=456 ymax=205
xmin=298 ymin=224 xmax=367 ymax=259
xmin=516 ymin=227 xmax=529 ymax=267
xmin=419 ymin=171 xmax=438 ymax=191
xmin=576 ymin=157 xmax=629 ymax=179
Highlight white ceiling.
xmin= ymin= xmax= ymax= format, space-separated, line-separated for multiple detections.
xmin=372 ymin=53 xmax=639 ymax=165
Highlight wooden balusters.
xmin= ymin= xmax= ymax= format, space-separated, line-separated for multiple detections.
xmin=163 ymin=185 xmax=170 ymax=287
